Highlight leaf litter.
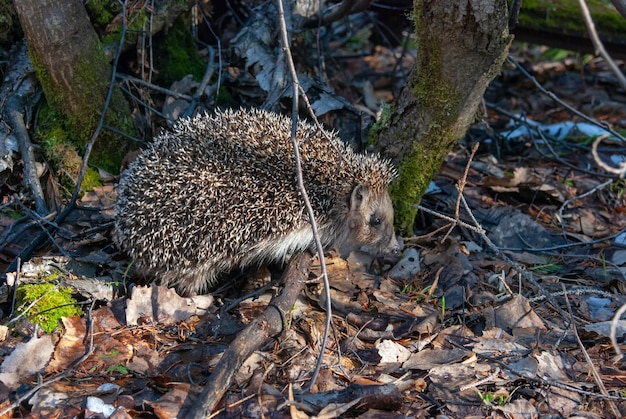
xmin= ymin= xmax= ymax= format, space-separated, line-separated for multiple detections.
xmin=2 ymin=19 xmax=626 ymax=419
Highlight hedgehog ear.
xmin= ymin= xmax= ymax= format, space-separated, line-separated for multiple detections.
xmin=348 ymin=185 xmax=369 ymax=228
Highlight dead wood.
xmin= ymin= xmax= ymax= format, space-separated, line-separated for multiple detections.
xmin=295 ymin=381 xmax=405 ymax=413
xmin=186 ymin=252 xmax=313 ymax=418
xmin=0 ymin=45 xmax=47 ymax=216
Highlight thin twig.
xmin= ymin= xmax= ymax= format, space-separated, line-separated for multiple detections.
xmin=562 ymin=284 xmax=621 ymax=418
xmin=117 ymin=84 xmax=174 ymax=122
xmin=8 ymin=257 xmax=20 ymax=317
xmin=506 ymin=56 xmax=626 ymax=145
xmin=455 ymin=140 xmax=480 ymax=218
xmin=610 ymin=302 xmax=626 ymax=362
xmin=195 ymin=45 xmax=216 ymax=99
xmin=577 ymin=0 xmax=626 ymax=91
xmin=274 ymin=0 xmax=332 ymax=392
xmin=417 ymin=195 xmax=570 ymax=322
xmin=182 ymin=45 xmax=216 ymax=118
xmin=442 ymin=141 xmax=480 ymax=242
xmin=116 ymin=73 xmax=194 ymax=101
xmin=529 ymin=286 xmax=616 ymax=303
xmin=459 ymin=367 xmax=500 ymax=391
xmin=485 ymin=102 xmax=621 ymax=179
xmin=198 ymin=12 xmax=223 ymax=102
xmin=459 ymin=191 xmax=571 ymax=320
xmin=592 ymin=135 xmax=626 ymax=177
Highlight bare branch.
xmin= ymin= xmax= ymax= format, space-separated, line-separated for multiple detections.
xmin=275 ymin=0 xmax=333 ymax=392
xmin=592 ymin=135 xmax=626 ymax=177
xmin=0 ymin=46 xmax=48 ymax=215
xmin=9 ymin=111 xmax=48 ymax=215
xmin=577 ymin=0 xmax=626 ymax=91
xmin=187 ymin=253 xmax=312 ymax=418
xmin=562 ymin=284 xmax=621 ymax=418
xmin=507 ymin=56 xmax=626 ymax=146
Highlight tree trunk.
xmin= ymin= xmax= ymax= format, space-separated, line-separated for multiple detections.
xmin=377 ymin=0 xmax=513 ymax=233
xmin=13 ymin=0 xmax=135 ymax=174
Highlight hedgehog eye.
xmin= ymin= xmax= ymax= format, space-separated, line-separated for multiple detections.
xmin=370 ymin=215 xmax=381 ymax=227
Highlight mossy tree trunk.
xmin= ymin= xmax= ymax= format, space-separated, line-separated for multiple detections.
xmin=376 ymin=0 xmax=513 ymax=233
xmin=13 ymin=0 xmax=135 ymax=174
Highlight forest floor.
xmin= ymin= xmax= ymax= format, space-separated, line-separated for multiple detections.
xmin=1 ymin=9 xmax=626 ymax=419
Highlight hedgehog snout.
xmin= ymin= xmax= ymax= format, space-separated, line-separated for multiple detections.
xmin=372 ymin=214 xmax=400 ymax=255
xmin=384 ymin=233 xmax=401 ymax=255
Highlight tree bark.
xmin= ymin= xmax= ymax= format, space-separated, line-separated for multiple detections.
xmin=377 ymin=0 xmax=512 ymax=233
xmin=13 ymin=0 xmax=134 ymax=174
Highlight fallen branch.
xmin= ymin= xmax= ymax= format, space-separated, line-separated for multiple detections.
xmin=188 ymin=252 xmax=313 ymax=418
xmin=291 ymin=381 xmax=406 ymax=415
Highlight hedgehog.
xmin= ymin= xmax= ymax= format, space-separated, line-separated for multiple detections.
xmin=113 ymin=108 xmax=398 ymax=296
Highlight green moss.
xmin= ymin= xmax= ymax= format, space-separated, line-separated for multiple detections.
xmin=84 ymin=0 xmax=120 ymax=28
xmin=346 ymin=27 xmax=372 ymax=52
xmin=386 ymin=2 xmax=463 ymax=232
xmin=16 ymin=283 xmax=82 ymax=334
xmin=516 ymin=0 xmax=626 ymax=40
xmin=65 ymin=49 xmax=112 ymax=139
xmin=84 ymin=0 xmax=152 ymax=52
xmin=36 ymin=104 xmax=103 ymax=192
xmin=390 ymin=122 xmax=458 ymax=232
xmin=30 ymin=38 xmax=136 ymax=175
xmin=368 ymin=103 xmax=394 ymax=146
xmin=154 ymin=15 xmax=206 ymax=85
xmin=4 ymin=209 xmax=22 ymax=219
xmin=215 ymin=85 xmax=237 ymax=107
xmin=102 ymin=10 xmax=150 ymax=51
xmin=413 ymin=55 xmax=461 ymax=125
xmin=82 ymin=167 xmax=103 ymax=190
xmin=390 ymin=153 xmax=429 ymax=233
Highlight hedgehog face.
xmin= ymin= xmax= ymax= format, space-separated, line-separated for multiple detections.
xmin=343 ymin=184 xmax=398 ymax=256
